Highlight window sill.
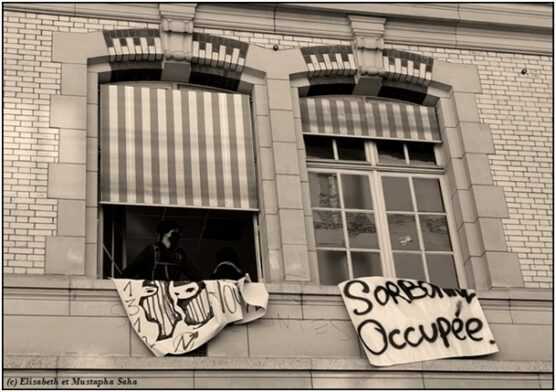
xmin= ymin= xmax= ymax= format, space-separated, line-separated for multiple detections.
xmin=3 ymin=274 xmax=552 ymax=302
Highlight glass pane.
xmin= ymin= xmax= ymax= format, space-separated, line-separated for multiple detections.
xmin=309 ymin=172 xmax=339 ymax=208
xmin=377 ymin=140 xmax=406 ymax=165
xmin=304 ymin=135 xmax=334 ymax=159
xmin=387 ymin=214 xmax=420 ymax=250
xmin=414 ymin=178 xmax=445 ymax=213
xmin=382 ymin=177 xmax=413 ymax=211
xmin=313 ymin=210 xmax=345 ymax=247
xmin=352 ymin=252 xmax=382 ymax=278
xmin=346 ymin=212 xmax=378 ymax=249
xmin=318 ymin=250 xmax=349 ymax=285
xmin=394 ymin=253 xmax=426 ymax=281
xmin=420 ymin=215 xmax=452 ymax=251
xmin=408 ymin=142 xmax=436 ymax=166
xmin=341 ymin=174 xmax=372 ymax=210
xmin=337 ymin=138 xmax=366 ymax=161
xmin=427 ymin=254 xmax=459 ymax=288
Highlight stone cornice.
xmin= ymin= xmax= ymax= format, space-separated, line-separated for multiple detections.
xmin=286 ymin=3 xmax=553 ymax=31
xmin=4 ymin=3 xmax=552 ymax=55
xmin=159 ymin=3 xmax=196 ymax=20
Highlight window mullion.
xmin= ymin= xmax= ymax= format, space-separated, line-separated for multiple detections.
xmin=366 ymin=140 xmax=377 ymax=165
xmin=373 ymin=171 xmax=396 ymax=278
xmin=408 ymin=175 xmax=430 ymax=282
xmin=336 ymin=173 xmax=353 ymax=279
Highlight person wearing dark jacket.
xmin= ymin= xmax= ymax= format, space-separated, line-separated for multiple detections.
xmin=121 ymin=220 xmax=203 ymax=281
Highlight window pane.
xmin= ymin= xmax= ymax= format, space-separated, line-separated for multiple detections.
xmin=387 ymin=214 xmax=420 ymax=250
xmin=382 ymin=177 xmax=413 ymax=211
xmin=341 ymin=174 xmax=372 ymax=210
xmin=346 ymin=212 xmax=378 ymax=249
xmin=346 ymin=212 xmax=379 ymax=249
xmin=313 ymin=210 xmax=345 ymax=247
xmin=420 ymin=215 xmax=452 ymax=251
xmin=304 ymin=135 xmax=334 ymax=159
xmin=318 ymin=250 xmax=349 ymax=285
xmin=413 ymin=178 xmax=445 ymax=212
xmin=377 ymin=140 xmax=406 ymax=165
xmin=309 ymin=172 xmax=339 ymax=208
xmin=352 ymin=252 xmax=382 ymax=278
xmin=408 ymin=142 xmax=436 ymax=166
xmin=394 ymin=253 xmax=426 ymax=281
xmin=427 ymin=254 xmax=459 ymax=288
xmin=337 ymin=138 xmax=366 ymax=161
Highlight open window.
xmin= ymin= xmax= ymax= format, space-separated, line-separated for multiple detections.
xmin=98 ymin=83 xmax=260 ymax=281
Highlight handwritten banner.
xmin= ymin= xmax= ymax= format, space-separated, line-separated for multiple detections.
xmin=339 ymin=277 xmax=498 ymax=366
xmin=113 ymin=277 xmax=268 ymax=356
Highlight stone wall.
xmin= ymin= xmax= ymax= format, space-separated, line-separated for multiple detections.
xmin=3 ymin=277 xmax=553 ymax=388
xmin=2 ymin=10 xmax=159 ymax=274
xmin=3 ymin=10 xmax=552 ymax=288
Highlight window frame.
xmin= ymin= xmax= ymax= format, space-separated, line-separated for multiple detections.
xmin=306 ymin=137 xmax=467 ymax=288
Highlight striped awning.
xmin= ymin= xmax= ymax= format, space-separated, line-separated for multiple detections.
xmin=100 ymin=85 xmax=257 ymax=210
xmin=300 ymin=96 xmax=441 ymax=142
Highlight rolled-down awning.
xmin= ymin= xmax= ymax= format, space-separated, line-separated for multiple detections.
xmin=300 ymin=96 xmax=441 ymax=142
xmin=100 ymin=85 xmax=257 ymax=210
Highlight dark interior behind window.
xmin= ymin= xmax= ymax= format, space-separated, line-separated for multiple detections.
xmin=304 ymin=135 xmax=334 ymax=159
xmin=103 ymin=205 xmax=258 ymax=281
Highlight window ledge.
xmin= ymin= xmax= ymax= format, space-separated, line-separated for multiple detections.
xmin=4 ymin=354 xmax=551 ymax=373
xmin=3 ymin=274 xmax=552 ymax=302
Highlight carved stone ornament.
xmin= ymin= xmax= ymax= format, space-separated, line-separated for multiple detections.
xmin=160 ymin=18 xmax=194 ymax=61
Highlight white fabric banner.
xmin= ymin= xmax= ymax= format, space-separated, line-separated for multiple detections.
xmin=338 ymin=277 xmax=499 ymax=367
xmin=113 ymin=277 xmax=268 ymax=356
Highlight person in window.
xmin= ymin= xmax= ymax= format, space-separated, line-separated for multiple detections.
xmin=121 ymin=220 xmax=203 ymax=281
xmin=210 ymin=247 xmax=245 ymax=280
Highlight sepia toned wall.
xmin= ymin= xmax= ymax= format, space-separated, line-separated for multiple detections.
xmin=3 ymin=276 xmax=552 ymax=388
xmin=3 ymin=6 xmax=552 ymax=288
xmin=2 ymin=3 xmax=552 ymax=389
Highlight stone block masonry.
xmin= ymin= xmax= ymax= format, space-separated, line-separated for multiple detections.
xmin=4 ymin=11 xmax=551 ymax=289
xmin=2 ymin=10 xmax=159 ymax=274
xmin=389 ymin=44 xmax=552 ymax=288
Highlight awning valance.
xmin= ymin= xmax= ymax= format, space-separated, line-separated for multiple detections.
xmin=100 ymin=85 xmax=257 ymax=210
xmin=300 ymin=96 xmax=441 ymax=143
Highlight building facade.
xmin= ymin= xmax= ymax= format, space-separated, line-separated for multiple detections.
xmin=3 ymin=3 xmax=552 ymax=388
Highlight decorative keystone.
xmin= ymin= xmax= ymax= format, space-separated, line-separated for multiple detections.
xmin=161 ymin=19 xmax=194 ymax=61
xmin=353 ymin=37 xmax=383 ymax=76
xmin=349 ymin=15 xmax=385 ymax=77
